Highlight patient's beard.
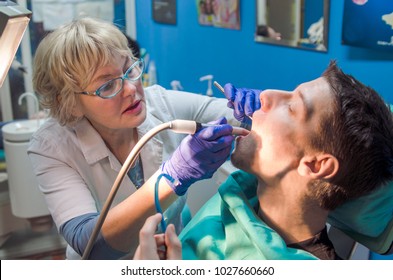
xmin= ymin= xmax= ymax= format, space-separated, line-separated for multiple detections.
xmin=231 ymin=135 xmax=258 ymax=173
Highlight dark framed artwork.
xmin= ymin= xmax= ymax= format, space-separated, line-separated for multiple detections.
xmin=152 ymin=0 xmax=177 ymax=25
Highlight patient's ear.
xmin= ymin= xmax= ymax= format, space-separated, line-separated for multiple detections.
xmin=298 ymin=154 xmax=339 ymax=179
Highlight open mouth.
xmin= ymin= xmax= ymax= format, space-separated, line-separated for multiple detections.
xmin=123 ymin=100 xmax=142 ymax=113
xmin=236 ymin=129 xmax=254 ymax=143
xmin=235 ymin=135 xmax=244 ymax=144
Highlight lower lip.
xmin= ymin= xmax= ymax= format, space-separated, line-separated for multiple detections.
xmin=236 ymin=130 xmax=251 ymax=142
xmin=124 ymin=101 xmax=143 ymax=115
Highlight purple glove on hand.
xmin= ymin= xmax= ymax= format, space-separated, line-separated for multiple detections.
xmin=161 ymin=117 xmax=234 ymax=196
xmin=223 ymin=83 xmax=262 ymax=122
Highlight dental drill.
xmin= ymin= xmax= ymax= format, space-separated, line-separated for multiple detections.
xmin=81 ymin=119 xmax=248 ymax=259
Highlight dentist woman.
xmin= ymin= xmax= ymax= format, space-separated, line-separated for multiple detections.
xmin=27 ymin=17 xmax=260 ymax=259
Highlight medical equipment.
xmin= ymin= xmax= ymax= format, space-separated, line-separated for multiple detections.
xmin=2 ymin=91 xmax=51 ymax=230
xmin=0 ymin=1 xmax=42 ymax=242
xmin=327 ymin=179 xmax=393 ymax=258
xmin=154 ymin=173 xmax=176 ymax=232
xmin=170 ymin=80 xmax=183 ymax=91
xmin=213 ymin=81 xmax=225 ymax=94
xmin=81 ymin=119 xmax=244 ymax=259
xmin=329 ymin=220 xmax=393 ymax=259
xmin=213 ymin=81 xmax=253 ymax=121
xmin=2 ymin=118 xmax=51 ymax=232
xmin=18 ymin=92 xmax=40 ymax=128
xmin=147 ymin=60 xmax=157 ymax=86
xmin=197 ymin=122 xmax=248 ymax=136
xmin=200 ymin=75 xmax=213 ymax=96
xmin=0 ymin=0 xmax=31 ymax=87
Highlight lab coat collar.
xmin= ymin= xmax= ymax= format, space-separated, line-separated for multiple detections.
xmin=74 ymin=115 xmax=164 ymax=177
xmin=74 ymin=118 xmax=120 ymax=170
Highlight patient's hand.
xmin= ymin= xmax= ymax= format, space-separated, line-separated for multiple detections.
xmin=133 ymin=213 xmax=182 ymax=260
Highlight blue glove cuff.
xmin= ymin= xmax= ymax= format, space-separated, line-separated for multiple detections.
xmin=165 ymin=174 xmax=187 ymax=196
xmin=160 ymin=162 xmax=188 ymax=196
xmin=240 ymin=117 xmax=252 ymax=131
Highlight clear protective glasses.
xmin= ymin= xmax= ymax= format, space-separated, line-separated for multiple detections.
xmin=80 ymin=57 xmax=145 ymax=99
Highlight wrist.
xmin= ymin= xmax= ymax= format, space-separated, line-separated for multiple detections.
xmin=160 ymin=162 xmax=189 ymax=196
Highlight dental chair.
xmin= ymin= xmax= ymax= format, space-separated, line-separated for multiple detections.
xmin=205 ymin=162 xmax=393 ymax=260
xmin=327 ymin=180 xmax=393 ymax=259
xmin=328 ymin=106 xmax=393 ymax=259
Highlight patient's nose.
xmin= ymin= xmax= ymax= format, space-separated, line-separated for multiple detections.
xmin=260 ymin=90 xmax=291 ymax=112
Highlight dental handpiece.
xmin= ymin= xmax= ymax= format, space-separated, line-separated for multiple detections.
xmin=196 ymin=122 xmax=249 ymax=136
xmin=213 ymin=81 xmax=253 ymax=121
xmin=169 ymin=120 xmax=249 ymax=136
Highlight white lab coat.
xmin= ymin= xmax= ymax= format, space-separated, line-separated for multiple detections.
xmin=27 ymin=85 xmax=238 ymax=259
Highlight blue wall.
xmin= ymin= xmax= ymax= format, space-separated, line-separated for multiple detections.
xmin=136 ymin=1 xmax=393 ymax=103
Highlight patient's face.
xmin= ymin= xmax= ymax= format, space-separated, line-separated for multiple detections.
xmin=231 ymin=77 xmax=334 ymax=183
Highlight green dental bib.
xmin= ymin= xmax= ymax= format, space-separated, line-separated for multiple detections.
xmin=180 ymin=170 xmax=318 ymax=260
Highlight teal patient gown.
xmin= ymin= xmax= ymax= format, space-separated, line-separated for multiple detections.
xmin=179 ymin=170 xmax=318 ymax=260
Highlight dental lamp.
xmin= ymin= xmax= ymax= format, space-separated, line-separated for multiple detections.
xmin=0 ymin=0 xmax=32 ymax=87
xmin=0 ymin=1 xmax=52 ymax=238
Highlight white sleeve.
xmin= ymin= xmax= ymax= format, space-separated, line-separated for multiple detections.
xmin=145 ymin=85 xmax=240 ymax=126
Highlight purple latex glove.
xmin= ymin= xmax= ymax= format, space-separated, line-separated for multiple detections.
xmin=161 ymin=117 xmax=234 ymax=196
xmin=223 ymin=83 xmax=262 ymax=122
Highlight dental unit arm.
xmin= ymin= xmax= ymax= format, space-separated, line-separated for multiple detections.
xmin=81 ymin=120 xmax=247 ymax=259
xmin=200 ymin=75 xmax=213 ymax=96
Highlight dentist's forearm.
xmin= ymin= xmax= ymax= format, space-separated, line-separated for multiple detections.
xmin=101 ymin=170 xmax=178 ymax=254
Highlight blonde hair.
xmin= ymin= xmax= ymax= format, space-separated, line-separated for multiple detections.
xmin=33 ymin=17 xmax=132 ymax=126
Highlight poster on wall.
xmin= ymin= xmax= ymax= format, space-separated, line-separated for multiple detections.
xmin=196 ymin=0 xmax=240 ymax=30
xmin=342 ymin=0 xmax=393 ymax=52
xmin=153 ymin=0 xmax=177 ymax=25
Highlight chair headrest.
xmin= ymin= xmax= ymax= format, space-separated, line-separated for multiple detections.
xmin=328 ymin=181 xmax=393 ymax=254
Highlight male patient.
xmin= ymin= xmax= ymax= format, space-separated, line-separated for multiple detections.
xmin=179 ymin=60 xmax=393 ymax=260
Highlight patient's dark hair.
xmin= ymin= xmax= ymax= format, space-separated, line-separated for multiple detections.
xmin=308 ymin=60 xmax=393 ymax=210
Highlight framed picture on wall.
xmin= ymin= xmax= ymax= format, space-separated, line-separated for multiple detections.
xmin=196 ymin=0 xmax=240 ymax=30
xmin=342 ymin=0 xmax=393 ymax=52
xmin=152 ymin=0 xmax=177 ymax=25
